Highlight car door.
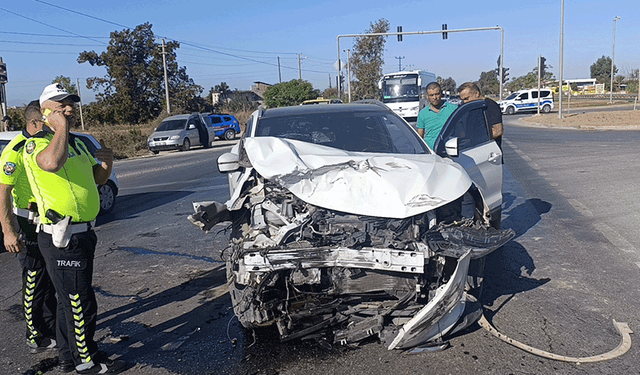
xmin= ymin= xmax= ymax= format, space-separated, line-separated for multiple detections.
xmin=433 ymin=100 xmax=503 ymax=213
xmin=186 ymin=118 xmax=201 ymax=146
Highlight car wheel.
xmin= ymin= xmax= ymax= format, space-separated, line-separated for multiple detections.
xmin=151 ymin=150 xmax=159 ymax=155
xmin=181 ymin=138 xmax=190 ymax=151
xmin=224 ymin=129 xmax=236 ymax=140
xmin=542 ymin=104 xmax=551 ymax=113
xmin=98 ymin=181 xmax=117 ymax=215
xmin=506 ymin=106 xmax=515 ymax=115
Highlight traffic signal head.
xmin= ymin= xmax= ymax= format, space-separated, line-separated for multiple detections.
xmin=397 ymin=26 xmax=402 ymax=42
xmin=0 ymin=62 xmax=7 ymax=84
xmin=442 ymin=24 xmax=448 ymax=40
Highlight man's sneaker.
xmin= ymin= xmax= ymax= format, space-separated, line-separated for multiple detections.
xmin=27 ymin=337 xmax=57 ymax=354
xmin=58 ymin=359 xmax=75 ymax=373
xmin=76 ymin=358 xmax=127 ymax=374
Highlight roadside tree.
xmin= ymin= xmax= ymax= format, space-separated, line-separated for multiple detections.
xmin=438 ymin=77 xmax=457 ymax=93
xmin=78 ymin=22 xmax=204 ymax=125
xmin=590 ymin=56 xmax=617 ymax=91
xmin=52 ymin=76 xmax=78 ymax=96
xmin=350 ymin=18 xmax=390 ymax=100
xmin=263 ymin=79 xmax=320 ymax=107
xmin=477 ymin=70 xmax=500 ymax=95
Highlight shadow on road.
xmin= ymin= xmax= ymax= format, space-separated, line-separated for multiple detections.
xmin=96 ymin=191 xmax=194 ymax=226
xmin=482 ymin=195 xmax=553 ymax=310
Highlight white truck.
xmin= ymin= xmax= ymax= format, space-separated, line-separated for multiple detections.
xmin=378 ymin=70 xmax=436 ymax=122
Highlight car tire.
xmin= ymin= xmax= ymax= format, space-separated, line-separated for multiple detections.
xmin=224 ymin=129 xmax=236 ymax=140
xmin=181 ymin=138 xmax=190 ymax=151
xmin=98 ymin=180 xmax=117 ymax=215
xmin=151 ymin=150 xmax=159 ymax=155
xmin=506 ymin=106 xmax=515 ymax=115
xmin=542 ymin=104 xmax=551 ymax=113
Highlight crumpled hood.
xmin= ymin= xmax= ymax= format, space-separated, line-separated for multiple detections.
xmin=243 ymin=137 xmax=472 ymax=219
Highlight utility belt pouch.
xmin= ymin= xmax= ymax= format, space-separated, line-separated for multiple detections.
xmin=51 ymin=216 xmax=73 ymax=248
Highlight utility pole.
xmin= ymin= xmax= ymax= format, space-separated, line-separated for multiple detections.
xmin=76 ymin=78 xmax=85 ymax=130
xmin=161 ymin=39 xmax=171 ymax=115
xmin=297 ymin=53 xmax=307 ymax=80
xmin=344 ymin=49 xmax=352 ymax=103
xmin=0 ymin=57 xmax=7 ymax=119
xmin=558 ymin=0 xmax=564 ymax=119
xmin=537 ymin=55 xmax=541 ymax=115
xmin=277 ymin=57 xmax=282 ymax=83
xmin=610 ymin=16 xmax=620 ymax=104
xmin=395 ymin=56 xmax=405 ymax=71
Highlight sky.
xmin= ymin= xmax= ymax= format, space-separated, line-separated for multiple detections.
xmin=1 ymin=0 xmax=639 ymax=107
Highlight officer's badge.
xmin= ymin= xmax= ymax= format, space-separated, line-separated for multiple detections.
xmin=3 ymin=162 xmax=15 ymax=176
xmin=25 ymin=141 xmax=36 ymax=154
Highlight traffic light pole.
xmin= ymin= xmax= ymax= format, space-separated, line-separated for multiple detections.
xmin=336 ymin=26 xmax=505 ymax=101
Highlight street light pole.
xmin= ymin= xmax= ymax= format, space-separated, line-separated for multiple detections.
xmin=609 ymin=16 xmax=620 ymax=104
xmin=344 ymin=49 xmax=352 ymax=103
xmin=558 ymin=0 xmax=564 ymax=119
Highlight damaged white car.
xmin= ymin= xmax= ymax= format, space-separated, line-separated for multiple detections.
xmin=189 ymin=100 xmax=514 ymax=350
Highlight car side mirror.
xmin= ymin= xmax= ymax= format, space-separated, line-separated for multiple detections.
xmin=445 ymin=137 xmax=459 ymax=157
xmin=218 ymin=152 xmax=240 ymax=173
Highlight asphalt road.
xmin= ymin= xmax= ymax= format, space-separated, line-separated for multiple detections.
xmin=1 ymin=122 xmax=640 ymax=375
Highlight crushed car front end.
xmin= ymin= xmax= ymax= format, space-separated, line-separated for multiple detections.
xmin=189 ymin=103 xmax=514 ymax=350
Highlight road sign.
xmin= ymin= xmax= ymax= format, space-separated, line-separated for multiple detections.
xmin=334 ymin=60 xmax=344 ymax=71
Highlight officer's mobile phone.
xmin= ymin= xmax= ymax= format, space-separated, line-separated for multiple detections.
xmin=42 ymin=108 xmax=52 ymax=124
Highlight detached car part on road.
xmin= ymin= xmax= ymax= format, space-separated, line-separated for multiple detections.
xmin=189 ymin=101 xmax=514 ymax=350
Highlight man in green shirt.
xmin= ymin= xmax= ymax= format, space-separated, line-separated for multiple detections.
xmin=0 ymin=100 xmax=57 ymax=354
xmin=416 ymin=82 xmax=458 ymax=149
xmin=23 ymin=83 xmax=124 ymax=374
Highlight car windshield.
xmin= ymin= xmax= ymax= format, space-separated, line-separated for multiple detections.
xmin=74 ymin=135 xmax=97 ymax=155
xmin=505 ymin=93 xmax=519 ymax=100
xmin=156 ymin=119 xmax=186 ymax=131
xmin=255 ymin=110 xmax=429 ymax=154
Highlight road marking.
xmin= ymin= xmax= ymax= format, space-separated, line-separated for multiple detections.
xmin=598 ymin=223 xmax=637 ymax=254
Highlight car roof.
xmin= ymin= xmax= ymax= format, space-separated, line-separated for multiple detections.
xmin=0 ymin=131 xmax=23 ymax=141
xmin=260 ymin=102 xmax=390 ymax=119
xmin=162 ymin=114 xmax=192 ymax=121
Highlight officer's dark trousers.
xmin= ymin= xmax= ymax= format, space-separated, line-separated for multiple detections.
xmin=17 ymin=217 xmax=57 ymax=343
xmin=38 ymin=230 xmax=99 ymax=367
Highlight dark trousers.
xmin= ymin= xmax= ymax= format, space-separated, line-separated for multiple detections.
xmin=17 ymin=217 xmax=57 ymax=344
xmin=38 ymin=230 xmax=99 ymax=367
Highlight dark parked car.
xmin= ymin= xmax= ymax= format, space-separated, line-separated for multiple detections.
xmin=189 ymin=101 xmax=513 ymax=350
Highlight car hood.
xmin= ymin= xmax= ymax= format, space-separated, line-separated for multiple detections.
xmin=149 ymin=129 xmax=185 ymax=139
xmin=242 ymin=137 xmax=472 ymax=219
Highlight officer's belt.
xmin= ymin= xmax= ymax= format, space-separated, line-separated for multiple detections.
xmin=12 ymin=207 xmax=31 ymax=218
xmin=40 ymin=220 xmax=96 ymax=235
xmin=13 ymin=207 xmax=39 ymax=222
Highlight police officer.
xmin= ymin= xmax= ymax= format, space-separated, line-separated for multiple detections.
xmin=0 ymin=100 xmax=57 ymax=354
xmin=23 ymin=83 xmax=125 ymax=374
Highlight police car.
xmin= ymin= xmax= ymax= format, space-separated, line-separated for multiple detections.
xmin=498 ymin=88 xmax=554 ymax=115
xmin=0 ymin=131 xmax=119 ymax=215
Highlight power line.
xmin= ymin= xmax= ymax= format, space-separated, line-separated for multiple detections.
xmin=0 ymin=30 xmax=109 ymax=39
xmin=0 ymin=40 xmax=103 ymax=47
xmin=0 ymin=7 xmax=107 ymax=45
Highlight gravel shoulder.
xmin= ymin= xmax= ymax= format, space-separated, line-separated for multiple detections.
xmin=520 ymin=106 xmax=640 ymax=130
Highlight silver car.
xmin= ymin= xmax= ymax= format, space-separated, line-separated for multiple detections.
xmin=147 ymin=113 xmax=213 ymax=154
xmin=189 ymin=101 xmax=512 ymax=350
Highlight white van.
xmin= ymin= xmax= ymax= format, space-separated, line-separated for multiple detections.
xmin=498 ymin=89 xmax=554 ymax=115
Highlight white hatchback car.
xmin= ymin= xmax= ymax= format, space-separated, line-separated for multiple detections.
xmin=0 ymin=131 xmax=119 ymax=215
xmin=189 ymin=101 xmax=513 ymax=350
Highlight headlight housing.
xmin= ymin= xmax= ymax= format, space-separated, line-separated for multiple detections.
xmin=169 ymin=135 xmax=180 ymax=140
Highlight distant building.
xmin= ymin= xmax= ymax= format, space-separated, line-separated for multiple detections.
xmin=212 ymin=81 xmax=271 ymax=107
